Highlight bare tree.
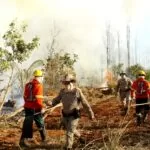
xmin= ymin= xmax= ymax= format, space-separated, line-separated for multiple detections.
xmin=0 ymin=20 xmax=39 ymax=111
xmin=117 ymin=32 xmax=121 ymax=65
xmin=106 ymin=23 xmax=111 ymax=70
xmin=104 ymin=23 xmax=115 ymax=70
xmin=127 ymin=24 xmax=131 ymax=70
xmin=44 ymin=25 xmax=78 ymax=91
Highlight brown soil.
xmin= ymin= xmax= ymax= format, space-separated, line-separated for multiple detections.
xmin=1 ymin=89 xmax=150 ymax=150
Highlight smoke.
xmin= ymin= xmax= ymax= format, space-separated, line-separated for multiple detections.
xmin=0 ymin=0 xmax=150 ymax=84
xmin=123 ymin=0 xmax=137 ymax=22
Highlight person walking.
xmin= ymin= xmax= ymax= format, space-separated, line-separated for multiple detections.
xmin=116 ymin=71 xmax=132 ymax=115
xmin=19 ymin=69 xmax=46 ymax=147
xmin=131 ymin=70 xmax=150 ymax=126
xmin=50 ymin=74 xmax=95 ymax=150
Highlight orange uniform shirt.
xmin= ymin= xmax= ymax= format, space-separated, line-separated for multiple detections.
xmin=24 ymin=79 xmax=43 ymax=110
xmin=131 ymin=77 xmax=150 ymax=99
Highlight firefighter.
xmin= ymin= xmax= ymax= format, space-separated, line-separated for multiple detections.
xmin=116 ymin=71 xmax=132 ymax=115
xmin=50 ymin=74 xmax=95 ymax=150
xmin=131 ymin=70 xmax=150 ymax=126
xmin=19 ymin=69 xmax=46 ymax=147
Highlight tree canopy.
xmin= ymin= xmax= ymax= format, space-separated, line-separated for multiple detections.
xmin=0 ymin=20 xmax=39 ymax=72
xmin=45 ymin=51 xmax=78 ymax=89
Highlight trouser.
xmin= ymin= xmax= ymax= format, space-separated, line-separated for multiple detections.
xmin=136 ymin=98 xmax=149 ymax=117
xmin=119 ymin=91 xmax=130 ymax=110
xmin=62 ymin=116 xmax=80 ymax=149
xmin=20 ymin=108 xmax=46 ymax=141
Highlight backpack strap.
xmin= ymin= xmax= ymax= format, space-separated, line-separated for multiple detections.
xmin=24 ymin=82 xmax=36 ymax=102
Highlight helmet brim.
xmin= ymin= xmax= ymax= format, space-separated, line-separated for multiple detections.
xmin=138 ymin=74 xmax=146 ymax=76
xmin=120 ymin=73 xmax=126 ymax=76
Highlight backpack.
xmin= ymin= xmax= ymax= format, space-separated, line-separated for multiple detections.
xmin=24 ymin=82 xmax=36 ymax=101
xmin=136 ymin=80 xmax=148 ymax=96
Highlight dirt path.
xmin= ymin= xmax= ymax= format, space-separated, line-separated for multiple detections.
xmin=1 ymin=96 xmax=150 ymax=149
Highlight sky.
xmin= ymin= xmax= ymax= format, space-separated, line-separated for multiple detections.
xmin=0 ymin=0 xmax=150 ymax=82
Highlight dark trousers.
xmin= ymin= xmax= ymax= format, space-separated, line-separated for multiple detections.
xmin=136 ymin=98 xmax=149 ymax=117
xmin=20 ymin=108 xmax=46 ymax=141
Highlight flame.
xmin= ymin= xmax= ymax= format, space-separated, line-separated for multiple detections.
xmin=105 ymin=70 xmax=113 ymax=82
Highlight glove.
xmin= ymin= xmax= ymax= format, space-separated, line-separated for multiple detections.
xmin=45 ymin=100 xmax=52 ymax=107
xmin=131 ymin=97 xmax=135 ymax=102
xmin=41 ymin=108 xmax=46 ymax=114
xmin=130 ymin=97 xmax=135 ymax=106
xmin=89 ymin=115 xmax=95 ymax=121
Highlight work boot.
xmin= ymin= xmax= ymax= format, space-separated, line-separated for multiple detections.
xmin=124 ymin=107 xmax=128 ymax=115
xmin=63 ymin=147 xmax=72 ymax=150
xmin=39 ymin=128 xmax=46 ymax=141
xmin=26 ymin=138 xmax=39 ymax=145
xmin=142 ymin=112 xmax=148 ymax=124
xmin=120 ymin=107 xmax=126 ymax=116
xmin=136 ymin=113 xmax=142 ymax=126
xmin=19 ymin=139 xmax=26 ymax=147
xmin=40 ymin=139 xmax=50 ymax=146
xmin=19 ymin=139 xmax=30 ymax=148
xmin=79 ymin=137 xmax=86 ymax=144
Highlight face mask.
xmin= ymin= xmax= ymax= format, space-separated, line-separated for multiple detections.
xmin=62 ymin=82 xmax=74 ymax=90
xmin=37 ymin=76 xmax=44 ymax=83
xmin=121 ymin=75 xmax=126 ymax=78
xmin=138 ymin=75 xmax=145 ymax=79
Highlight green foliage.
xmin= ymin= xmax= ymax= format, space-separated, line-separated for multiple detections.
xmin=0 ymin=19 xmax=39 ymax=72
xmin=45 ymin=51 xmax=78 ymax=89
xmin=127 ymin=64 xmax=144 ymax=78
xmin=13 ymin=60 xmax=45 ymax=94
xmin=111 ymin=63 xmax=124 ymax=77
xmin=144 ymin=69 xmax=150 ymax=81
xmin=0 ymin=48 xmax=10 ymax=71
xmin=59 ymin=53 xmax=78 ymax=70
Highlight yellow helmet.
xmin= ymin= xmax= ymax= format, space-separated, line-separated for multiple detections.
xmin=33 ymin=70 xmax=43 ymax=77
xmin=138 ymin=70 xmax=146 ymax=76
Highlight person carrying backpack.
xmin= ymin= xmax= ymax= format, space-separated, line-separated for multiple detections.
xmin=19 ymin=69 xmax=46 ymax=147
xmin=131 ymin=70 xmax=150 ymax=126
xmin=49 ymin=74 xmax=95 ymax=150
xmin=116 ymin=71 xmax=132 ymax=115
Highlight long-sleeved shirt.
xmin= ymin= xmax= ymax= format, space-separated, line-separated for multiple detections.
xmin=52 ymin=87 xmax=94 ymax=119
xmin=116 ymin=77 xmax=132 ymax=93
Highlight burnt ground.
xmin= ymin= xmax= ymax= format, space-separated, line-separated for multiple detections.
xmin=1 ymin=95 xmax=150 ymax=150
